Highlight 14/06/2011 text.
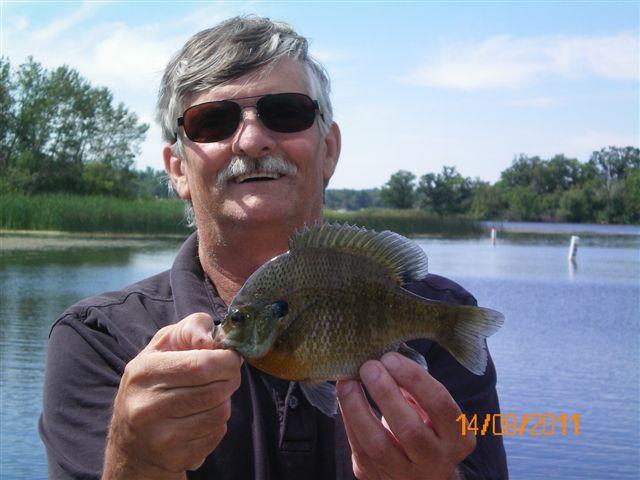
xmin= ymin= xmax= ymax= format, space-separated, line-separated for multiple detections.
xmin=456 ymin=413 xmax=580 ymax=437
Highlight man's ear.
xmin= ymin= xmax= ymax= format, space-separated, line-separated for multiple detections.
xmin=322 ymin=122 xmax=341 ymax=184
xmin=163 ymin=145 xmax=191 ymax=200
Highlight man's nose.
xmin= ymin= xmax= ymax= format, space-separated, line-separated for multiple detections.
xmin=230 ymin=107 xmax=276 ymax=157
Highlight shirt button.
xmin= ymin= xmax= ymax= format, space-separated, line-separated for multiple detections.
xmin=288 ymin=395 xmax=299 ymax=410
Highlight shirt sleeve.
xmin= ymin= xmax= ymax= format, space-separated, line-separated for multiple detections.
xmin=39 ymin=314 xmax=130 ymax=480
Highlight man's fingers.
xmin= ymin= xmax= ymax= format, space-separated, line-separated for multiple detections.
xmin=163 ymin=377 xmax=241 ymax=418
xmin=148 ymin=402 xmax=232 ymax=473
xmin=164 ymin=400 xmax=232 ymax=443
xmin=337 ymin=379 xmax=408 ymax=470
xmin=380 ymin=352 xmax=467 ymax=446
xmin=359 ymin=360 xmax=438 ymax=462
xmin=337 ymin=382 xmax=368 ymax=455
xmin=149 ymin=375 xmax=240 ymax=418
xmin=130 ymin=349 xmax=243 ymax=388
xmin=150 ymin=312 xmax=215 ymax=352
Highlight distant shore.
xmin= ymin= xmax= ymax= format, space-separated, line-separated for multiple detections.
xmin=2 ymin=194 xmax=637 ymax=238
xmin=482 ymin=221 xmax=640 ymax=236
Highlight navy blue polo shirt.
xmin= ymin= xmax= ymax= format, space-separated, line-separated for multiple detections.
xmin=39 ymin=232 xmax=508 ymax=479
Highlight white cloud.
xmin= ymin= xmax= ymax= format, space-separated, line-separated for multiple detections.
xmin=79 ymin=22 xmax=175 ymax=90
xmin=402 ymin=32 xmax=639 ymax=90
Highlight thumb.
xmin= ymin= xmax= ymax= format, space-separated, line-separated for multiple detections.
xmin=149 ymin=312 xmax=215 ymax=352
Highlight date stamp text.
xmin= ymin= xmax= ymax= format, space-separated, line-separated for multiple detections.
xmin=456 ymin=413 xmax=580 ymax=437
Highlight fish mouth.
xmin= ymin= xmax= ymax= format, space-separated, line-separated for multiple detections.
xmin=211 ymin=324 xmax=228 ymax=349
xmin=211 ymin=324 xmax=247 ymax=351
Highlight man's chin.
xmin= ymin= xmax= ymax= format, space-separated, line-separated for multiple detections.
xmin=220 ymin=199 xmax=297 ymax=224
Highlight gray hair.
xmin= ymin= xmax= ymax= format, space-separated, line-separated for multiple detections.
xmin=157 ymin=15 xmax=333 ymax=147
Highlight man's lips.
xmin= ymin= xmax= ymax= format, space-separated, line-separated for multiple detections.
xmin=232 ymin=172 xmax=286 ymax=184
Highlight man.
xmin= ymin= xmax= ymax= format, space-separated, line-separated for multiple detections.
xmin=40 ymin=16 xmax=508 ymax=480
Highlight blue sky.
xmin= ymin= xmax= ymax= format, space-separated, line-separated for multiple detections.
xmin=1 ymin=1 xmax=638 ymax=189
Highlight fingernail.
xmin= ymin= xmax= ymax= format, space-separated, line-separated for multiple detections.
xmin=381 ymin=353 xmax=400 ymax=370
xmin=360 ymin=362 xmax=380 ymax=383
xmin=338 ymin=380 xmax=355 ymax=396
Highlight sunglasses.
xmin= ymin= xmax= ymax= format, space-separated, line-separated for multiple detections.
xmin=177 ymin=92 xmax=323 ymax=143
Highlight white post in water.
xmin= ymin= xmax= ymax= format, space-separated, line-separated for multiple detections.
xmin=491 ymin=228 xmax=497 ymax=246
xmin=568 ymin=235 xmax=579 ymax=261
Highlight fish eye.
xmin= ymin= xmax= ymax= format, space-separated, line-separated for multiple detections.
xmin=271 ymin=300 xmax=288 ymax=318
xmin=230 ymin=310 xmax=246 ymax=325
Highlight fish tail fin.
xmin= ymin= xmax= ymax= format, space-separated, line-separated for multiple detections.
xmin=439 ymin=305 xmax=504 ymax=375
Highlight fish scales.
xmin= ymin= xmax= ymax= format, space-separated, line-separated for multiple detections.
xmin=224 ymin=247 xmax=448 ymax=379
xmin=253 ymin=283 xmax=442 ymax=380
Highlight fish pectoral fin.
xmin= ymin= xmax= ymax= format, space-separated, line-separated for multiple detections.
xmin=395 ymin=342 xmax=429 ymax=373
xmin=299 ymin=380 xmax=337 ymax=417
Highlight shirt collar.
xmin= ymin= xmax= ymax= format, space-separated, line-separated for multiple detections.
xmin=169 ymin=231 xmax=228 ymax=324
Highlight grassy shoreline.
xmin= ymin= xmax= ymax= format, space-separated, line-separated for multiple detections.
xmin=1 ymin=194 xmax=482 ymax=236
xmin=1 ymin=194 xmax=188 ymax=234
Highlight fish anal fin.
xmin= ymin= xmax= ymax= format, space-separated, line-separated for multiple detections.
xmin=299 ymin=380 xmax=337 ymax=417
xmin=395 ymin=342 xmax=429 ymax=373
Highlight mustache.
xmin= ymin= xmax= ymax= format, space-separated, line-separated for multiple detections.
xmin=216 ymin=155 xmax=298 ymax=186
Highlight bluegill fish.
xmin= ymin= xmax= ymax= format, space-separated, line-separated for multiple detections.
xmin=212 ymin=223 xmax=504 ymax=415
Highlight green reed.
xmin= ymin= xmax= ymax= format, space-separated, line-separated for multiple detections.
xmin=1 ymin=194 xmax=190 ymax=234
xmin=1 ymin=195 xmax=481 ymax=236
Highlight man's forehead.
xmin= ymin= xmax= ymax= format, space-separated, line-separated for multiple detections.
xmin=185 ymin=58 xmax=310 ymax=107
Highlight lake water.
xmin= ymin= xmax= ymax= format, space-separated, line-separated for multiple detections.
xmin=1 ymin=229 xmax=639 ymax=479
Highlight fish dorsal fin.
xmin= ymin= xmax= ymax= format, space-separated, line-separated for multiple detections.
xmin=289 ymin=222 xmax=429 ymax=285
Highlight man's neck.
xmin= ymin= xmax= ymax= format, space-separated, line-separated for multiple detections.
xmin=198 ymin=218 xmax=319 ymax=305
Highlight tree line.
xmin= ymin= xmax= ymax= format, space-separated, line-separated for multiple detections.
xmin=1 ymin=58 xmax=637 ymax=223
xmin=371 ymin=148 xmax=639 ymax=224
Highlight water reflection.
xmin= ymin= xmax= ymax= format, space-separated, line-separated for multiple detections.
xmin=2 ymin=247 xmax=136 ymax=267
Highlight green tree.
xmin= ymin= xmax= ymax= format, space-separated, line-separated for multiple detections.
xmin=500 ymin=154 xmax=582 ymax=195
xmin=558 ymin=185 xmax=599 ymax=223
xmin=499 ymin=155 xmax=542 ymax=190
xmin=469 ymin=181 xmax=507 ymax=220
xmin=0 ymin=57 xmax=148 ymax=196
xmin=501 ymin=186 xmax=542 ymax=221
xmin=0 ymin=58 xmax=15 ymax=174
xmin=380 ymin=170 xmax=416 ymax=209
xmin=324 ymin=189 xmax=380 ymax=210
xmin=134 ymin=167 xmax=170 ymax=199
xmin=620 ymin=168 xmax=640 ymax=223
xmin=82 ymin=161 xmax=137 ymax=197
xmin=587 ymin=146 xmax=640 ymax=222
xmin=417 ymin=166 xmax=473 ymax=216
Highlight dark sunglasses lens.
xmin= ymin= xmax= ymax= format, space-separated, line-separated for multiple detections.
xmin=183 ymin=101 xmax=241 ymax=142
xmin=258 ymin=93 xmax=316 ymax=133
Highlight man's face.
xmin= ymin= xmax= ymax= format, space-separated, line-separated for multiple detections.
xmin=167 ymin=58 xmax=340 ymax=234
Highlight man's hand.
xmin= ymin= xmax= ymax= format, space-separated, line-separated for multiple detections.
xmin=337 ymin=352 xmax=476 ymax=480
xmin=103 ymin=313 xmax=243 ymax=480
